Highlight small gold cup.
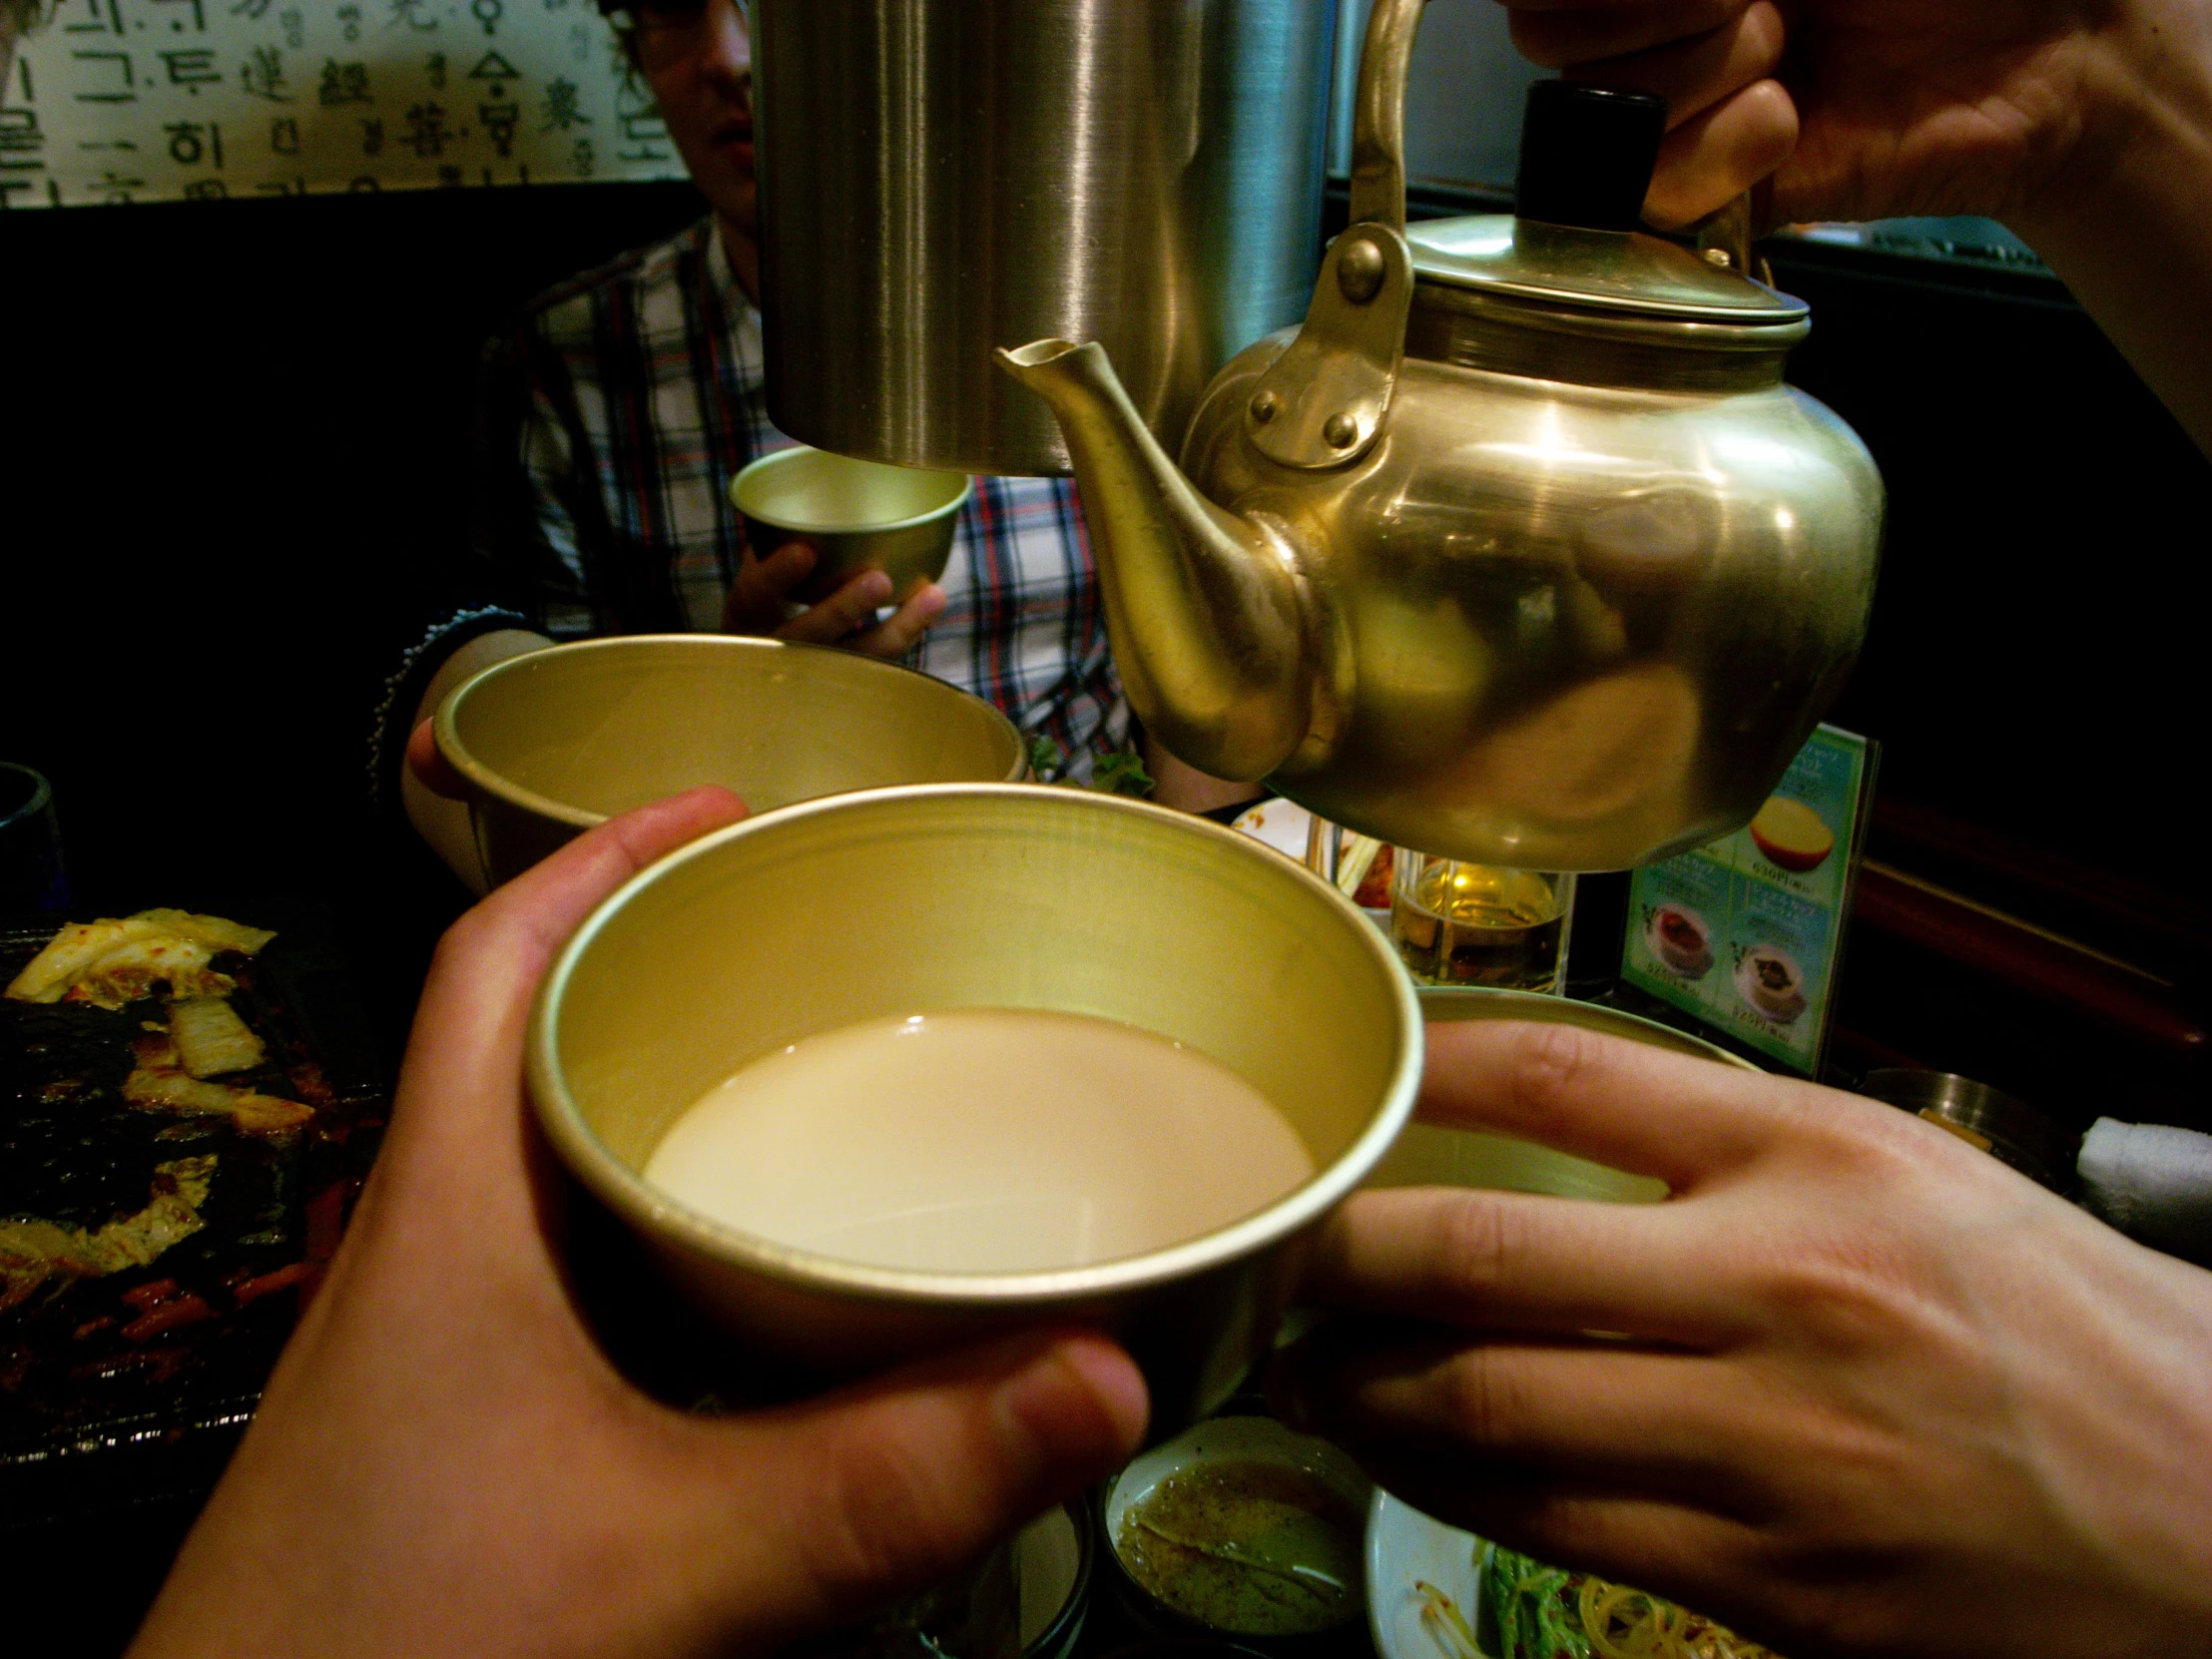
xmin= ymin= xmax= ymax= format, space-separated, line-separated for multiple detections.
xmin=732 ymin=445 xmax=972 ymax=605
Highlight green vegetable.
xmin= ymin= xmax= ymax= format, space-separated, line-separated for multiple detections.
xmin=1090 ymin=750 xmax=1155 ymax=798
xmin=1025 ymin=734 xmax=1070 ymax=783
xmin=1023 ymin=733 xmax=1155 ymax=797
xmin=1486 ymin=1547 xmax=1588 ymax=1659
xmin=1481 ymin=1546 xmax=1784 ymax=1659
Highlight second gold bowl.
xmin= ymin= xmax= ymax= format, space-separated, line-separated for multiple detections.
xmin=434 ymin=634 xmax=1026 ymax=885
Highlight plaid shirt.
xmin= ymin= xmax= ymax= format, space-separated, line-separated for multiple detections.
xmin=477 ymin=216 xmax=1129 ymax=778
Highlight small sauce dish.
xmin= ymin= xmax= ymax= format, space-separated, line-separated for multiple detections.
xmin=1102 ymin=1416 xmax=1374 ymax=1648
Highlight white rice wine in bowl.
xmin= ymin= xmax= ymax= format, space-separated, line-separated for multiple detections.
xmin=643 ymin=1008 xmax=1317 ymax=1273
xmin=525 ymin=783 xmax=1423 ymax=1425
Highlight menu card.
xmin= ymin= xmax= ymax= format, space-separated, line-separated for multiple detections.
xmin=1619 ymin=725 xmax=1876 ymax=1074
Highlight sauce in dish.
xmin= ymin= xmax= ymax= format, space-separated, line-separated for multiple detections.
xmin=643 ymin=1008 xmax=1315 ymax=1274
xmin=1117 ymin=1457 xmax=1366 ymax=1635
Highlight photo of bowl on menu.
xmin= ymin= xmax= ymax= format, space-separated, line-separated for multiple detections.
xmin=1646 ymin=903 xmax=1714 ymax=979
xmin=1736 ymin=944 xmax=1808 ymax=1024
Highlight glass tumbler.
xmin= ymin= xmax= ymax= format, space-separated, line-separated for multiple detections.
xmin=0 ymin=763 xmax=71 ymax=924
xmin=1388 ymin=853 xmax=1576 ymax=994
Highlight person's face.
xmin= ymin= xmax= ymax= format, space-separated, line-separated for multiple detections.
xmin=630 ymin=0 xmax=755 ymax=237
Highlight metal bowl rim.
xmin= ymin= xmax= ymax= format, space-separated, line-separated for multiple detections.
xmin=730 ymin=444 xmax=975 ymax=535
xmin=525 ymin=783 xmax=1425 ymax=1306
xmin=433 ymin=633 xmax=1028 ymax=830
xmin=1025 ymin=1497 xmax=1097 ymax=1659
xmin=1415 ymin=984 xmax=1760 ymax=1071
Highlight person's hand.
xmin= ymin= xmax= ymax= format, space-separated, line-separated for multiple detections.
xmin=405 ymin=713 xmax=470 ymax=801
xmin=130 ymin=788 xmax=1148 ymax=1659
xmin=1272 ymin=1020 xmax=2212 ymax=1659
xmin=1503 ymin=0 xmax=2206 ymax=233
xmin=723 ymin=534 xmax=947 ymax=661
xmin=399 ymin=628 xmax=554 ymax=892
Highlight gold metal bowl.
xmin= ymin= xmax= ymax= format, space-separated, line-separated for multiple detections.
xmin=526 ymin=784 xmax=1423 ymax=1428
xmin=434 ymin=634 xmax=1026 ymax=885
xmin=732 ymin=445 xmax=972 ymax=605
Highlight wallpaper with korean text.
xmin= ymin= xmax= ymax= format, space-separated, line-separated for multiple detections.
xmin=2 ymin=0 xmax=686 ymax=207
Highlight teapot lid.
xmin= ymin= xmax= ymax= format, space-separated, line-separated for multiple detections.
xmin=1401 ymin=82 xmax=1806 ymax=330
xmin=1406 ymin=215 xmax=1808 ymax=328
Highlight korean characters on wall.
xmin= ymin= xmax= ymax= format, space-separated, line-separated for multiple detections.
xmin=1 ymin=0 xmax=687 ymax=207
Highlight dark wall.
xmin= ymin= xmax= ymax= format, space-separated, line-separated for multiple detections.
xmin=1773 ymin=241 xmax=2212 ymax=901
xmin=1768 ymin=243 xmax=2212 ymax=1122
xmin=1 ymin=181 xmax=705 ymax=1048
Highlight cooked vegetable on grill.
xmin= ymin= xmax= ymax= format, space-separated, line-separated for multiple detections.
xmin=168 ymin=994 xmax=268 ymax=1078
xmin=0 ymin=1157 xmax=217 ymax=1315
xmin=130 ymin=909 xmax=276 ymax=957
xmin=4 ymin=909 xmax=276 ymax=1009
xmin=122 ymin=1066 xmax=312 ymax=1134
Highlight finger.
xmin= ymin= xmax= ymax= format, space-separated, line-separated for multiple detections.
xmin=368 ymin=787 xmax=750 ymax=1262
xmin=726 ymin=540 xmax=818 ymax=632
xmin=1299 ymin=1187 xmax=1739 ymax=1344
xmin=845 ymin=582 xmax=947 ymax=659
xmin=405 ymin=717 xmax=471 ymax=800
xmin=776 ymin=569 xmax=895 ymax=645
xmin=1277 ymin=1322 xmax=1765 ymax=1501
xmin=476 ymin=785 xmax=749 ymax=961
xmin=402 ymin=788 xmax=750 ymax=1112
xmin=1414 ymin=1020 xmax=1818 ymax=1188
xmin=1508 ymin=0 xmax=1748 ymax=72
xmin=1644 ymin=78 xmax=1799 ymax=228
xmin=1568 ymin=1 xmax=1785 ymax=131
xmin=717 ymin=1329 xmax=1148 ymax=1643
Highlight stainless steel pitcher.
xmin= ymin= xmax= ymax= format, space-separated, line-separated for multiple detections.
xmin=750 ymin=0 xmax=1339 ymax=476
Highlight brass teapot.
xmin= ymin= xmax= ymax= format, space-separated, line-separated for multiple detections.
xmin=997 ymin=0 xmax=1883 ymax=870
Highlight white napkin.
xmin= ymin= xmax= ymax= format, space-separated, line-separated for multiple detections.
xmin=2077 ymin=1118 xmax=2212 ymax=1268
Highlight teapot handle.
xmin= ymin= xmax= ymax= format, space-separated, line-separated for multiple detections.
xmin=1346 ymin=0 xmax=1427 ymax=237
xmin=1240 ymin=0 xmax=1422 ymax=471
xmin=1694 ymin=193 xmax=1775 ymax=284
xmin=1352 ymin=2 xmax=1772 ymax=287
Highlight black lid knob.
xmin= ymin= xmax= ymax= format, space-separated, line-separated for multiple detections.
xmin=1514 ymin=81 xmax=1668 ymax=234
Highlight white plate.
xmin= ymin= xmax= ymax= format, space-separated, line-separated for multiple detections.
xmin=1366 ymin=1488 xmax=1494 ymax=1659
xmin=1230 ymin=797 xmax=1315 ymax=862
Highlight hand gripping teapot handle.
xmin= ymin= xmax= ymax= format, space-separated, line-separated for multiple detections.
xmin=1346 ymin=0 xmax=1426 ymax=237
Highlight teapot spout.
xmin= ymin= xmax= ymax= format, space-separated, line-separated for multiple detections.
xmin=995 ymin=338 xmax=1311 ymax=783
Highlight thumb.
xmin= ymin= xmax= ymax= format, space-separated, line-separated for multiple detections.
xmin=713 ymin=1330 xmax=1148 ymax=1643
